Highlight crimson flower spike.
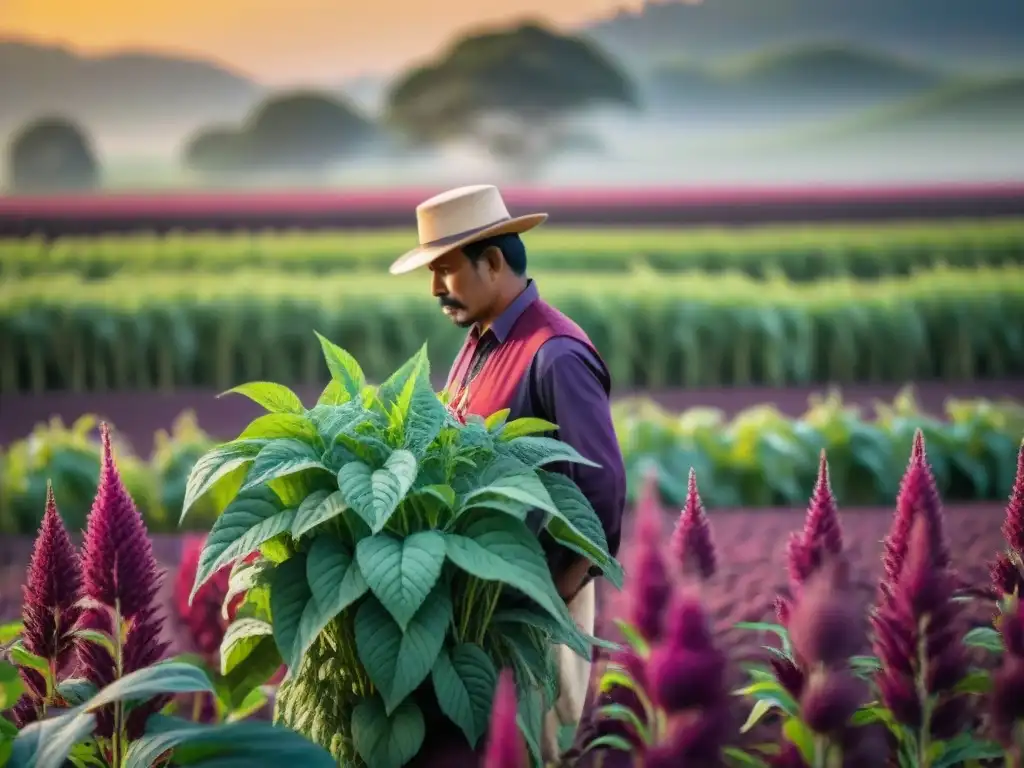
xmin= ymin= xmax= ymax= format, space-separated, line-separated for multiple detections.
xmin=989 ymin=598 xmax=1024 ymax=749
xmin=624 ymin=466 xmax=672 ymax=644
xmin=669 ymin=468 xmax=717 ymax=581
xmin=482 ymin=669 xmax=527 ymax=768
xmin=11 ymin=483 xmax=83 ymax=727
xmin=878 ymin=429 xmax=952 ymax=605
xmin=76 ymin=423 xmax=169 ymax=745
xmin=786 ymin=451 xmax=844 ymax=590
xmin=991 ymin=440 xmax=1024 ymax=601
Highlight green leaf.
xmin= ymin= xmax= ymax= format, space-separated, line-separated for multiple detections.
xmin=930 ymin=731 xmax=1005 ymax=768
xmin=337 ymin=450 xmax=419 ymax=533
xmin=579 ymin=734 xmax=634 ymax=756
xmin=723 ymin=746 xmax=771 ymax=767
xmin=315 ymin=331 xmax=366 ymax=403
xmin=612 ymin=619 xmax=650 ymax=657
xmin=377 ymin=345 xmax=429 ymax=411
xmin=355 ymin=585 xmax=452 ymax=714
xmin=430 ymin=644 xmax=498 ymax=748
xmin=782 ymin=718 xmax=815 ymax=766
xmin=55 ymin=678 xmax=98 ymax=707
xmin=220 ymin=637 xmax=282 ymax=711
xmin=954 ymin=670 xmax=992 ymax=695
xmin=734 ymin=621 xmax=792 ymax=655
xmin=516 ymin=685 xmax=545 ymax=768
xmin=240 ymin=440 xmax=330 ymax=492
xmin=181 ymin=440 xmax=266 ymax=524
xmin=124 ymin=713 xmax=337 ymax=768
xmin=294 ymin=536 xmax=369 ymax=667
xmin=492 ymin=606 xmax=617 ymax=659
xmin=290 ymin=489 xmax=337 ymax=538
xmin=222 ymin=557 xmax=272 ymax=621
xmin=0 ymin=621 xmax=22 ymax=644
xmin=536 ymin=470 xmax=623 ymax=588
xmin=459 ymin=473 xmax=558 ymax=518
xmin=595 ymin=702 xmax=650 ymax=743
xmin=351 ymin=695 xmax=425 ymax=768
xmin=71 ymin=629 xmax=117 ymax=659
xmin=307 ymin=401 xmax=366 ymax=444
xmin=732 ymin=680 xmax=799 ymax=715
xmin=484 ymin=409 xmax=512 ymax=432
xmin=499 ymin=436 xmax=601 ymax=469
xmin=356 ymin=532 xmax=446 ymax=631
xmin=10 ymin=708 xmax=97 ymax=768
xmin=740 ymin=698 xmax=781 ymax=734
xmin=236 ymin=413 xmax=318 ymax=442
xmin=219 ymin=618 xmax=273 ymax=676
xmin=220 ymin=381 xmax=304 ymax=415
xmin=445 ymin=515 xmax=575 ymax=634
xmin=189 ymin=488 xmax=293 ymax=603
xmin=269 ymin=554 xmax=312 ymax=666
xmin=963 ymin=626 xmax=1003 ymax=653
xmin=497 ymin=417 xmax=558 ymax=441
xmin=73 ymin=661 xmax=214 ymax=714
xmin=9 ymin=644 xmax=50 ymax=679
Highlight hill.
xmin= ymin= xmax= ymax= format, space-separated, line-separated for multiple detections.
xmin=0 ymin=38 xmax=267 ymax=155
xmin=585 ymin=0 xmax=1024 ymax=73
xmin=646 ymin=44 xmax=948 ymax=113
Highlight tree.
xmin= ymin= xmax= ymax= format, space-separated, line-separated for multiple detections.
xmin=182 ymin=91 xmax=377 ymax=177
xmin=6 ymin=116 xmax=99 ymax=193
xmin=384 ymin=21 xmax=638 ymax=177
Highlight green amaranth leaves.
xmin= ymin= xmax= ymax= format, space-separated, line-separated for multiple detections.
xmin=337 ymin=449 xmax=419 ymax=532
xmin=431 ymin=644 xmax=498 ymax=748
xmin=269 ymin=554 xmax=313 ymax=668
xmin=351 ymin=696 xmax=425 ymax=768
xmin=220 ymin=381 xmax=305 ymax=415
xmin=355 ymin=584 xmax=452 ymax=714
xmin=356 ymin=532 xmax=446 ymax=630
xmin=180 ymin=439 xmax=266 ymax=524
xmin=241 ymin=439 xmax=332 ymax=492
xmin=315 ymin=330 xmax=367 ymax=403
xmin=189 ymin=487 xmax=294 ymax=603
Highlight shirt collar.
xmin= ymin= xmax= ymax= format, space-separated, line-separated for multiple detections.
xmin=472 ymin=280 xmax=539 ymax=344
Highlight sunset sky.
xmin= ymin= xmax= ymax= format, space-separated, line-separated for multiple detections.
xmin=0 ymin=0 xmax=644 ymax=84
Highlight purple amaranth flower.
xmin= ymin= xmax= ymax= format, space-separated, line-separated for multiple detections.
xmin=878 ymin=430 xmax=953 ymax=606
xmin=872 ymin=514 xmax=968 ymax=739
xmin=990 ymin=598 xmax=1024 ymax=747
xmin=787 ymin=559 xmax=861 ymax=670
xmin=669 ymin=468 xmax=717 ymax=581
xmin=644 ymin=706 xmax=732 ymax=768
xmin=785 ymin=452 xmax=843 ymax=590
xmin=77 ymin=423 xmax=169 ymax=741
xmin=12 ymin=483 xmax=83 ymax=726
xmin=799 ymin=670 xmax=864 ymax=735
xmin=623 ymin=469 xmax=672 ymax=644
xmin=482 ymin=669 xmax=526 ymax=768
xmin=990 ymin=442 xmax=1024 ymax=600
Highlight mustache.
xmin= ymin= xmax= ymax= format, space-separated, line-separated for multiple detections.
xmin=438 ymin=296 xmax=466 ymax=310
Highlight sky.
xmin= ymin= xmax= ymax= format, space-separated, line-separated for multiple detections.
xmin=0 ymin=0 xmax=646 ymax=84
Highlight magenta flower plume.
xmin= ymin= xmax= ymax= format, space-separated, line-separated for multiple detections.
xmin=990 ymin=598 xmax=1024 ymax=747
xmin=991 ymin=441 xmax=1024 ymax=600
xmin=482 ymin=669 xmax=526 ymax=768
xmin=12 ymin=484 xmax=83 ymax=726
xmin=872 ymin=514 xmax=968 ymax=739
xmin=669 ymin=468 xmax=717 ymax=581
xmin=878 ymin=430 xmax=952 ymax=605
xmin=623 ymin=468 xmax=672 ymax=643
xmin=76 ymin=423 xmax=169 ymax=741
xmin=786 ymin=452 xmax=843 ymax=590
xmin=787 ymin=559 xmax=861 ymax=670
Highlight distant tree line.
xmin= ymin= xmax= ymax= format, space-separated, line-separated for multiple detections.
xmin=3 ymin=22 xmax=637 ymax=193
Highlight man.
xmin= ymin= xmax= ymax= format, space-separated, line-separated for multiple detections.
xmin=389 ymin=184 xmax=626 ymax=763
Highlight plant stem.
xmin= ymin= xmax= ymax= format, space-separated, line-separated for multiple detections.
xmin=476 ymin=584 xmax=503 ymax=645
xmin=459 ymin=578 xmax=479 ymax=644
xmin=812 ymin=736 xmax=826 ymax=768
xmin=112 ymin=599 xmax=125 ymax=768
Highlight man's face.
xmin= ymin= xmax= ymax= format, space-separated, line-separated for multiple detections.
xmin=429 ymin=248 xmax=496 ymax=328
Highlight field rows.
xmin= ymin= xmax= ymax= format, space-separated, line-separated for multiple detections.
xmin=1 ymin=266 xmax=1022 ymax=393
xmin=3 ymin=220 xmax=1024 ymax=281
xmin=1 ymin=391 xmax=1019 ymax=536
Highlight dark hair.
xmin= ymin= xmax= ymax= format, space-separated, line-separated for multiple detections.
xmin=462 ymin=232 xmax=527 ymax=276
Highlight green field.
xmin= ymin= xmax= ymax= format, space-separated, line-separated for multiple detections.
xmin=1 ymin=265 xmax=1021 ymax=393
xmin=2 ymin=219 xmax=1023 ymax=281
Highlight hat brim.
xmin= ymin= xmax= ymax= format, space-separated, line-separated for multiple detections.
xmin=388 ymin=213 xmax=548 ymax=275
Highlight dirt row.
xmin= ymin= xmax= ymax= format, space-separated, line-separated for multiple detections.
xmin=2 ymin=379 xmax=1021 ymax=456
xmin=0 ymin=503 xmax=1008 ymax=661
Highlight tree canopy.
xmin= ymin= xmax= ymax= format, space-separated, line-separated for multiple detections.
xmin=183 ymin=90 xmax=376 ymax=177
xmin=384 ymin=21 xmax=637 ymax=173
xmin=6 ymin=116 xmax=99 ymax=194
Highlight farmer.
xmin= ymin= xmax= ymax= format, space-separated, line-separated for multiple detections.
xmin=389 ymin=184 xmax=626 ymax=764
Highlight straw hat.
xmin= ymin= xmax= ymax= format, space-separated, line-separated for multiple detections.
xmin=388 ymin=184 xmax=547 ymax=275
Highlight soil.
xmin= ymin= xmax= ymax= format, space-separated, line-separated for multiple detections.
xmin=2 ymin=379 xmax=1021 ymax=457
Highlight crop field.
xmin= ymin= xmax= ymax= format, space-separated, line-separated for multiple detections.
xmin=3 ymin=219 xmax=1023 ymax=281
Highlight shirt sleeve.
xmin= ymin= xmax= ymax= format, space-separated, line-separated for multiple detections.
xmin=529 ymin=336 xmax=626 ymax=565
